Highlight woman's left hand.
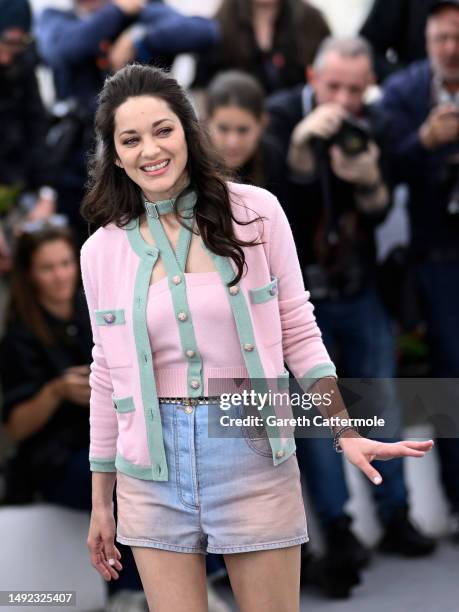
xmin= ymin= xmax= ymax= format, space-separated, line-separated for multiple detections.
xmin=339 ymin=434 xmax=434 ymax=485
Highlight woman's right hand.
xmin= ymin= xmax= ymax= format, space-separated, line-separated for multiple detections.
xmin=87 ymin=507 xmax=123 ymax=582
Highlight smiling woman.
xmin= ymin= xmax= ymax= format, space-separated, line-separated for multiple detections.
xmin=114 ymin=96 xmax=189 ymax=203
xmin=79 ymin=64 xmax=434 ymax=612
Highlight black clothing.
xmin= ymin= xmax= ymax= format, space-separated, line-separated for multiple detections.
xmin=380 ymin=60 xmax=459 ymax=261
xmin=0 ymin=49 xmax=52 ymax=193
xmin=235 ymin=135 xmax=287 ymax=204
xmin=0 ymin=288 xmax=92 ymax=502
xmin=360 ymin=0 xmax=438 ymax=82
xmin=193 ymin=3 xmax=330 ymax=94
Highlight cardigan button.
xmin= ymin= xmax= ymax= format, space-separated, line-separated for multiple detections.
xmin=177 ymin=311 xmax=188 ymax=322
xmin=190 ymin=380 xmax=200 ymax=389
xmin=229 ymin=285 xmax=239 ymax=296
xmin=103 ymin=313 xmax=116 ymax=324
xmin=243 ymin=343 xmax=254 ymax=352
xmin=186 ymin=349 xmax=196 ymax=359
xmin=270 ymin=286 xmax=278 ymax=296
xmin=275 ymin=450 xmax=285 ymax=459
xmin=172 ymin=275 xmax=182 ymax=285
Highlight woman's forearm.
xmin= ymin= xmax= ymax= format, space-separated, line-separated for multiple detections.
xmin=91 ymin=472 xmax=117 ymax=509
xmin=308 ymin=376 xmax=356 ymax=436
xmin=5 ymin=379 xmax=63 ymax=441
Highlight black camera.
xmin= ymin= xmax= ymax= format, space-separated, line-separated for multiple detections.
xmin=330 ymin=117 xmax=371 ymax=156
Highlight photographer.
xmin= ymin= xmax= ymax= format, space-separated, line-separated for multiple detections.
xmin=381 ymin=0 xmax=459 ymax=542
xmin=266 ymin=36 xmax=435 ymax=596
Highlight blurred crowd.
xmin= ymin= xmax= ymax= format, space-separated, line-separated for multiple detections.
xmin=1 ymin=0 xmax=459 ymax=610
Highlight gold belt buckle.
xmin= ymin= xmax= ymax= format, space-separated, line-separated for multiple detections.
xmin=182 ymin=398 xmax=199 ymax=407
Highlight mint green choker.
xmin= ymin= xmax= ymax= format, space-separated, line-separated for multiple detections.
xmin=143 ymin=189 xmax=197 ymax=219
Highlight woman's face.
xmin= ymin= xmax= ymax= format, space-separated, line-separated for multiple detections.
xmin=114 ymin=95 xmax=189 ymax=203
xmin=207 ymin=105 xmax=263 ymax=171
xmin=30 ymin=239 xmax=78 ymax=304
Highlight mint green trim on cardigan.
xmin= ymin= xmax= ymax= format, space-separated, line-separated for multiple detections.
xmin=125 ymin=228 xmax=169 ymax=481
xmin=89 ymin=457 xmax=116 ymax=472
xmin=145 ymin=214 xmax=204 ymax=397
xmin=115 ymin=453 xmax=154 ymax=480
xmin=95 ymin=309 xmax=126 ymax=325
xmin=112 ymin=394 xmax=136 ymax=413
xmin=205 ymin=249 xmax=296 ymax=466
xmin=277 ymin=368 xmax=290 ymax=391
xmin=249 ymin=276 xmax=278 ymax=305
xmin=298 ymin=363 xmax=337 ymax=391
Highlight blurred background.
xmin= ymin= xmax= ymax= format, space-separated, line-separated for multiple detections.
xmin=0 ymin=1 xmax=458 ymax=610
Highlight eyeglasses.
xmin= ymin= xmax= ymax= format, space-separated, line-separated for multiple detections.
xmin=20 ymin=214 xmax=69 ymax=235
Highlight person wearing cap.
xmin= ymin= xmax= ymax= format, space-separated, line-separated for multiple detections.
xmin=0 ymin=0 xmax=56 ymax=279
xmin=381 ymin=0 xmax=459 ymax=543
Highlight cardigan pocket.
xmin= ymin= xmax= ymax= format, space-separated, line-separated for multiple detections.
xmin=112 ymin=394 xmax=136 ymax=413
xmin=237 ymin=404 xmax=273 ymax=457
xmin=248 ymin=277 xmax=282 ymax=347
xmin=94 ymin=308 xmax=132 ymax=368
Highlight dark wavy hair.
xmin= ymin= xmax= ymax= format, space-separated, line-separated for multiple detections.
xmin=215 ymin=0 xmax=322 ymax=86
xmin=80 ymin=64 xmax=263 ymax=285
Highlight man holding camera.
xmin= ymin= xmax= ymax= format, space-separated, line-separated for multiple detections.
xmin=381 ymin=0 xmax=459 ymax=542
xmin=266 ymin=36 xmax=435 ymax=593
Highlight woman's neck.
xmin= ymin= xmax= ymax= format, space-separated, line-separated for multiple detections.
xmin=252 ymin=4 xmax=280 ymax=51
xmin=142 ymin=172 xmax=190 ymax=205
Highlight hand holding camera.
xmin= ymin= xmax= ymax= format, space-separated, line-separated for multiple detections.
xmin=330 ymin=141 xmax=382 ymax=187
xmin=291 ymin=103 xmax=347 ymax=146
xmin=419 ymin=104 xmax=459 ymax=150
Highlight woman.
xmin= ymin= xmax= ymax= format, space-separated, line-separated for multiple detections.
xmin=0 ymin=221 xmax=144 ymax=610
xmin=206 ymin=70 xmax=286 ymax=202
xmin=0 ymin=222 xmax=92 ymax=504
xmin=193 ymin=0 xmax=331 ymax=94
xmin=80 ymin=64 xmax=433 ymax=612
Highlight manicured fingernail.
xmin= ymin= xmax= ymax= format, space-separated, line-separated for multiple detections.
xmin=108 ymin=558 xmax=116 ymax=566
xmin=373 ymin=476 xmax=382 ymax=485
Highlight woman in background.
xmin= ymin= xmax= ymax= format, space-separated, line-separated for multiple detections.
xmin=194 ymin=0 xmax=330 ymax=94
xmin=206 ymin=70 xmax=286 ymax=202
xmin=0 ymin=221 xmax=144 ymax=612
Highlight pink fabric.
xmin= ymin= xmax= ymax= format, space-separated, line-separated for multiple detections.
xmin=80 ymin=183 xmax=335 ymax=466
xmin=146 ymin=271 xmax=248 ymax=396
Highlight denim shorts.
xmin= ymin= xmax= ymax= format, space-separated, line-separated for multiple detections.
xmin=116 ymin=400 xmax=308 ymax=554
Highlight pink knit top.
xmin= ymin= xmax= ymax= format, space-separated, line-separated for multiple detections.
xmin=147 ymin=271 xmax=249 ymax=397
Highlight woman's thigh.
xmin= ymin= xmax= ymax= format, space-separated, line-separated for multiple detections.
xmin=224 ymin=545 xmax=301 ymax=612
xmin=131 ymin=547 xmax=207 ymax=612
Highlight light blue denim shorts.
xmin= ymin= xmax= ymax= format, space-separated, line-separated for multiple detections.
xmin=116 ymin=400 xmax=308 ymax=554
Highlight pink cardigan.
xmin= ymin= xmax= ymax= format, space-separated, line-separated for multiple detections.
xmin=80 ymin=182 xmax=336 ymax=481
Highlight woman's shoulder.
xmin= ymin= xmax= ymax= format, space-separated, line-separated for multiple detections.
xmin=227 ymin=181 xmax=281 ymax=222
xmin=80 ymin=221 xmax=129 ymax=262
